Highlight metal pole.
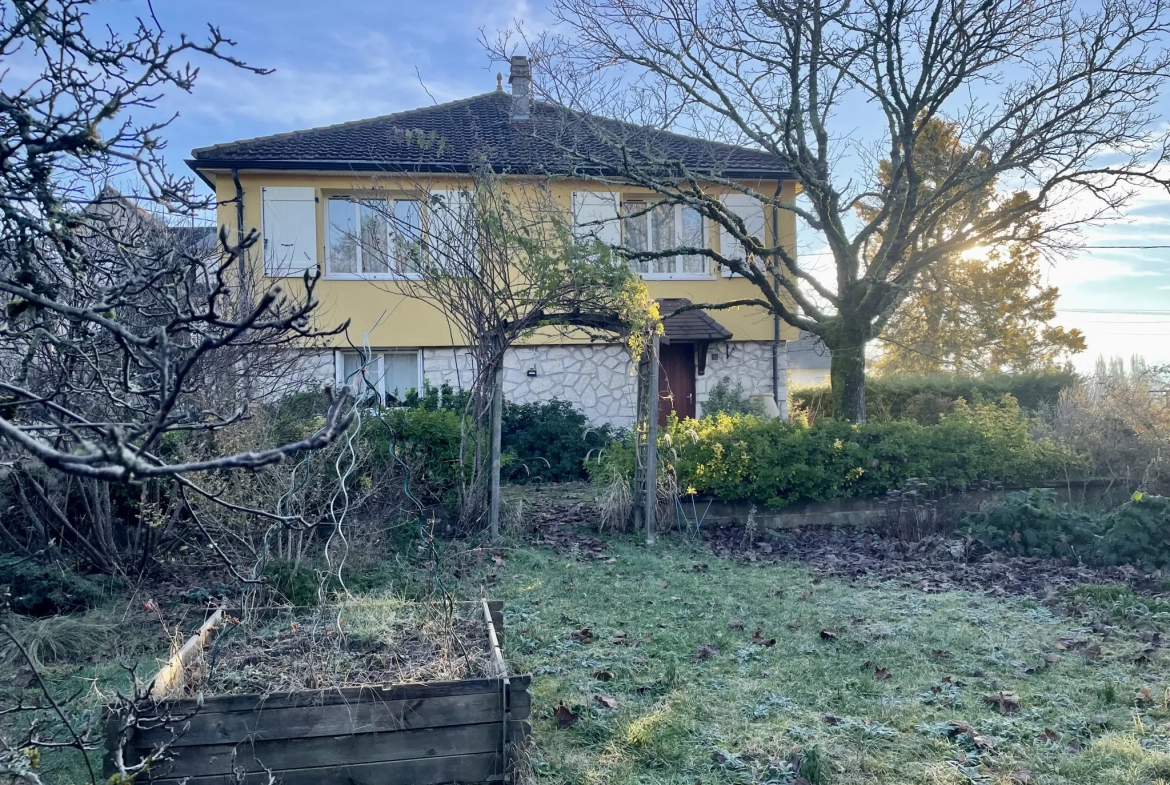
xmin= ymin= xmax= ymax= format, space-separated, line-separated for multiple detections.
xmin=489 ymin=359 xmax=503 ymax=541
xmin=644 ymin=334 xmax=660 ymax=545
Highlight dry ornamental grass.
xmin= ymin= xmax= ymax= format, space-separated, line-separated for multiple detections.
xmin=174 ymin=599 xmax=492 ymax=698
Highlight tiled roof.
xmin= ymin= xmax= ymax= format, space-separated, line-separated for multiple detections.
xmin=659 ymin=299 xmax=734 ymax=343
xmin=787 ymin=330 xmax=833 ymax=369
xmin=188 ymin=91 xmax=789 ymax=179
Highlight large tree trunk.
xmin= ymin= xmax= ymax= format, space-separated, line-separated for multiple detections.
xmin=827 ymin=321 xmax=869 ymax=423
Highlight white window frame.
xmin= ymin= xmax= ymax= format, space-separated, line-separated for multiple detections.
xmin=334 ymin=349 xmax=422 ymax=404
xmin=325 ymin=196 xmax=424 ymax=281
xmin=621 ymin=200 xmax=712 ymax=280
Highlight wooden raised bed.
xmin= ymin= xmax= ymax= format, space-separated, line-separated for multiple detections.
xmin=107 ymin=600 xmax=530 ymax=784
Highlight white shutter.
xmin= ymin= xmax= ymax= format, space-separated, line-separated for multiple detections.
xmin=262 ymin=187 xmax=318 ymax=277
xmin=571 ymin=191 xmax=622 ymax=247
xmin=720 ymin=194 xmax=767 ymax=277
xmin=429 ymin=189 xmax=477 ymax=273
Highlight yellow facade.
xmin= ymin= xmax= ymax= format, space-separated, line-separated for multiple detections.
xmin=200 ymin=170 xmax=800 ymax=348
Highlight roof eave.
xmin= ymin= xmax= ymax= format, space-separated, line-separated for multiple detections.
xmin=186 ymin=157 xmax=794 ymax=182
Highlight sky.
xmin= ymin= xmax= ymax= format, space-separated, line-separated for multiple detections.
xmin=90 ymin=0 xmax=1170 ymax=370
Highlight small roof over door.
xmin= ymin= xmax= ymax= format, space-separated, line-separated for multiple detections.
xmin=657 ymin=298 xmax=733 ymax=344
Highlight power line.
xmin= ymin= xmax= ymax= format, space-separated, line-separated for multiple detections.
xmin=1057 ymin=308 xmax=1170 ymax=315
xmin=1079 ymin=244 xmax=1170 ymax=250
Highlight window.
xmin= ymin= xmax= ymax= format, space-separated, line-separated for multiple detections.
xmin=622 ymin=201 xmax=708 ymax=277
xmin=336 ymin=350 xmax=420 ymax=404
xmin=327 ymin=197 xmax=423 ymax=278
xmin=383 ymin=352 xmax=420 ymax=403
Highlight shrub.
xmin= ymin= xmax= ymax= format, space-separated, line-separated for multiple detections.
xmin=0 ymin=559 xmax=112 ymax=616
xmin=373 ymin=406 xmax=469 ymax=506
xmin=962 ymin=490 xmax=1170 ymax=570
xmin=647 ymin=395 xmax=1073 ymax=508
xmin=792 ymin=371 xmax=1077 ymax=423
xmin=501 ymin=399 xmax=616 ymax=483
xmin=1096 ymin=493 xmax=1170 ymax=570
xmin=1050 ymin=366 xmax=1170 ymax=495
xmin=404 ymin=383 xmax=615 ymax=483
xmin=703 ymin=376 xmax=766 ymax=417
xmin=963 ymin=489 xmax=1100 ymax=560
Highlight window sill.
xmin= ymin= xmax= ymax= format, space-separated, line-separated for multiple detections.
xmin=639 ymin=273 xmax=717 ymax=281
xmin=324 ymin=273 xmax=423 ymax=281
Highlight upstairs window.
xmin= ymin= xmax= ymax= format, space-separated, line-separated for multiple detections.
xmin=327 ymin=197 xmax=423 ymax=278
xmin=622 ymin=201 xmax=708 ymax=278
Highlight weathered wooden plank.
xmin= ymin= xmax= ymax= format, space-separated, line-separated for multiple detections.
xmin=510 ymin=681 xmax=532 ymax=720
xmin=152 ymin=751 xmax=499 ymax=785
xmin=486 ymin=600 xmax=504 ymax=635
xmin=151 ymin=722 xmax=518 ymax=778
xmin=482 ymin=599 xmax=507 ymax=677
xmin=151 ymin=676 xmax=530 ymax=716
xmin=510 ymin=719 xmax=532 ymax=742
xmin=150 ymin=608 xmax=224 ymax=700
xmin=134 ymin=691 xmax=530 ymax=749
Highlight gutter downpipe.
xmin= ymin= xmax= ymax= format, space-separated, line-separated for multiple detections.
xmin=231 ymin=168 xmax=245 ymax=248
xmin=771 ymin=180 xmax=782 ymax=415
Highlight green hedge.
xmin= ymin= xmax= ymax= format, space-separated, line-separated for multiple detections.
xmin=501 ymin=399 xmax=617 ymax=483
xmin=596 ymin=395 xmax=1078 ymax=508
xmin=792 ymin=371 xmax=1078 ymax=423
xmin=273 ymin=388 xmax=611 ymax=508
xmin=965 ymin=489 xmax=1170 ymax=569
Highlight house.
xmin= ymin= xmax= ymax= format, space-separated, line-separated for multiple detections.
xmin=186 ymin=57 xmax=801 ymax=427
xmin=787 ymin=331 xmax=833 ymax=387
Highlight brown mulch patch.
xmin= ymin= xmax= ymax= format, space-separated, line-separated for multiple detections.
xmin=704 ymin=523 xmax=1166 ymax=599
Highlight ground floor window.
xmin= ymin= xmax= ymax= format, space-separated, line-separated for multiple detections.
xmin=336 ymin=349 xmax=420 ymax=404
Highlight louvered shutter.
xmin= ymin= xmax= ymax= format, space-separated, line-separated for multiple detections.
xmin=261 ymin=187 xmax=318 ymax=277
xmin=571 ymin=191 xmax=622 ymax=247
xmin=720 ymin=194 xmax=767 ymax=277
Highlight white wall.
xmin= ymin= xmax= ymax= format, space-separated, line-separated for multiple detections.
xmin=289 ymin=340 xmax=788 ymax=426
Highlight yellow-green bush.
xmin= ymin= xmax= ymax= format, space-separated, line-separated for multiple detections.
xmin=597 ymin=395 xmax=1077 ymax=508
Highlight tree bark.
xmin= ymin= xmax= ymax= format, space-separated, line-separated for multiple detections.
xmin=827 ymin=322 xmax=869 ymax=423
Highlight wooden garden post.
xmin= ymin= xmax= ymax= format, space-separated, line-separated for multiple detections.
xmin=489 ymin=359 xmax=504 ymax=541
xmin=644 ymin=334 xmax=659 ymax=545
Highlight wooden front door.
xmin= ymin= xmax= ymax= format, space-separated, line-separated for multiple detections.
xmin=658 ymin=343 xmax=696 ymax=425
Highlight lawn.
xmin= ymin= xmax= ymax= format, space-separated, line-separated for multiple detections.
xmin=467 ymin=536 xmax=1170 ymax=785
xmin=7 ymin=529 xmax=1170 ymax=785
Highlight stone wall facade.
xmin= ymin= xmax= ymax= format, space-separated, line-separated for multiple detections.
xmin=501 ymin=344 xmax=640 ymax=427
xmin=695 ymin=340 xmax=788 ymax=420
xmin=292 ymin=340 xmax=786 ymax=426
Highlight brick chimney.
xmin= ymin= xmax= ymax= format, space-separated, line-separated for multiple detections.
xmin=508 ymin=55 xmax=531 ymax=121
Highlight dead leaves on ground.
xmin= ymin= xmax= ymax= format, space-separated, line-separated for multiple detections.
xmin=728 ymin=619 xmax=746 ymax=629
xmin=571 ymin=628 xmax=594 ymax=644
xmin=751 ymin=630 xmax=776 ymax=647
xmin=819 ymin=628 xmax=838 ymax=641
xmin=945 ymin=721 xmax=996 ymax=752
xmin=873 ymin=666 xmax=891 ymax=681
xmin=983 ymin=691 xmax=1021 ymax=714
xmin=594 ymin=694 xmax=619 ymax=710
xmin=592 ymin=669 xmax=614 ymax=681
xmin=554 ymin=702 xmax=579 ymax=729
xmin=693 ymin=644 xmax=721 ymax=662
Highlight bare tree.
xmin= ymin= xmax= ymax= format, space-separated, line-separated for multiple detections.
xmin=490 ymin=0 xmax=1170 ymax=420
xmin=354 ymin=168 xmax=658 ymax=532
xmin=0 ymin=2 xmax=352 ymax=488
